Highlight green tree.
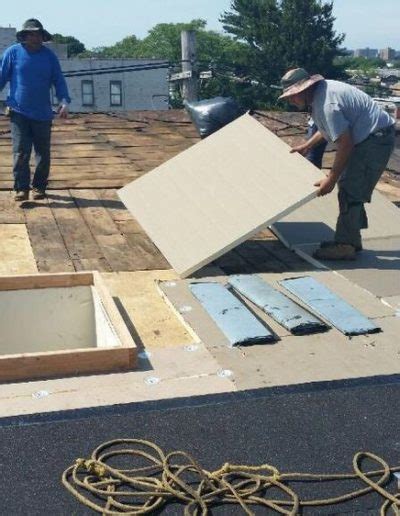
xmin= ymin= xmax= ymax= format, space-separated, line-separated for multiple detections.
xmin=52 ymin=34 xmax=86 ymax=57
xmin=86 ymin=19 xmax=247 ymax=107
xmin=85 ymin=35 xmax=141 ymax=58
xmin=220 ymin=0 xmax=344 ymax=107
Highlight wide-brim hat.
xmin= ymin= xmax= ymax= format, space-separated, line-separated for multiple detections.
xmin=16 ymin=18 xmax=52 ymax=42
xmin=278 ymin=68 xmax=324 ymax=100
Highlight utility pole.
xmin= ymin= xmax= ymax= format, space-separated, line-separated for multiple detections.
xmin=181 ymin=30 xmax=198 ymax=102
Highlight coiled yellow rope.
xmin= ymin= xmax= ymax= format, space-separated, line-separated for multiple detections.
xmin=62 ymin=439 xmax=400 ymax=515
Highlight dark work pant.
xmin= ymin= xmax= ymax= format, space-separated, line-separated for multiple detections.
xmin=10 ymin=111 xmax=52 ymax=191
xmin=305 ymin=122 xmax=328 ymax=169
xmin=335 ymin=126 xmax=395 ymax=247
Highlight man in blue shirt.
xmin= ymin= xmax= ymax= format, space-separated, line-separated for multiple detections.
xmin=0 ymin=18 xmax=71 ymax=201
xmin=279 ymin=68 xmax=395 ymax=261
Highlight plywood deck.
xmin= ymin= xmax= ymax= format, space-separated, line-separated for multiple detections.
xmin=0 ymin=113 xmax=198 ymax=189
xmin=0 ymin=189 xmax=311 ymax=275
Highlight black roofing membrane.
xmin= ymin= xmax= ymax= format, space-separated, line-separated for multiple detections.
xmin=1 ymin=376 xmax=399 ymax=515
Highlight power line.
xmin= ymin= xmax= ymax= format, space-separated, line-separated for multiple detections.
xmin=63 ymin=61 xmax=170 ymax=78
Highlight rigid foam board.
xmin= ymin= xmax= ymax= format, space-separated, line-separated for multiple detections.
xmin=294 ymin=236 xmax=400 ymax=298
xmin=119 ymin=114 xmax=324 ymax=277
xmin=190 ymin=282 xmax=275 ymax=346
xmin=280 ymin=276 xmax=381 ymax=336
xmin=158 ymin=271 xmax=399 ymax=390
xmin=272 ymin=189 xmax=400 ymax=248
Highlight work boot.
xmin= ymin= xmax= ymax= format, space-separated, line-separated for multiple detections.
xmin=313 ymin=243 xmax=356 ymax=261
xmin=32 ymin=187 xmax=46 ymax=200
xmin=14 ymin=190 xmax=29 ymax=202
xmin=320 ymin=240 xmax=363 ymax=252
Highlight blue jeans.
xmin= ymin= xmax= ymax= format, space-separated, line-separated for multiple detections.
xmin=11 ymin=111 xmax=52 ymax=191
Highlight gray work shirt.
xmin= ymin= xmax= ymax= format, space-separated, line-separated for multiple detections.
xmin=311 ymin=80 xmax=394 ymax=144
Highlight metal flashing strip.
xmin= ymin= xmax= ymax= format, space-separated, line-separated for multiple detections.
xmin=189 ymin=282 xmax=275 ymax=347
xmin=229 ymin=275 xmax=329 ymax=336
xmin=280 ymin=276 xmax=381 ymax=336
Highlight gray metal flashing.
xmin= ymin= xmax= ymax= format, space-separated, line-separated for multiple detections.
xmin=280 ymin=276 xmax=381 ymax=336
xmin=229 ymin=274 xmax=329 ymax=335
xmin=189 ymin=282 xmax=275 ymax=347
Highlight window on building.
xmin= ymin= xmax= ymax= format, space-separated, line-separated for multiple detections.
xmin=81 ymin=80 xmax=94 ymax=106
xmin=110 ymin=81 xmax=122 ymax=106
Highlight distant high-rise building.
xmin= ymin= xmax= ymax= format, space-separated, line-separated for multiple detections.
xmin=354 ymin=47 xmax=378 ymax=58
xmin=379 ymin=47 xmax=396 ymax=61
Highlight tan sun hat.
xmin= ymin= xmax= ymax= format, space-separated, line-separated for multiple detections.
xmin=16 ymin=18 xmax=52 ymax=42
xmin=278 ymin=68 xmax=324 ymax=100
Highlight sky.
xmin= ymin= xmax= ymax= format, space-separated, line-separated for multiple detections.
xmin=1 ymin=0 xmax=399 ymax=51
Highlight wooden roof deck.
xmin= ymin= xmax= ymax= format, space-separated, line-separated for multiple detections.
xmin=0 ymin=110 xmax=398 ymax=275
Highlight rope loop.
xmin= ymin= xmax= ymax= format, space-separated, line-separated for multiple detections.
xmin=62 ymin=440 xmax=400 ymax=514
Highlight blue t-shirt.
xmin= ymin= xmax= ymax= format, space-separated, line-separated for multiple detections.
xmin=0 ymin=43 xmax=71 ymax=121
xmin=312 ymin=80 xmax=394 ymax=144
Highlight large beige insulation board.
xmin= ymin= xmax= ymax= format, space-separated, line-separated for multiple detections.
xmin=272 ymin=189 xmax=400 ymax=248
xmin=294 ymin=236 xmax=400 ymax=298
xmin=118 ymin=114 xmax=324 ymax=277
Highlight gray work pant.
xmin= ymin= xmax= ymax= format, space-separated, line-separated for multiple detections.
xmin=10 ymin=111 xmax=52 ymax=192
xmin=335 ymin=126 xmax=396 ymax=247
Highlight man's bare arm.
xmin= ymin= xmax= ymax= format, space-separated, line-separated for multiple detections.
xmin=290 ymin=130 xmax=326 ymax=155
xmin=314 ymin=130 xmax=354 ymax=196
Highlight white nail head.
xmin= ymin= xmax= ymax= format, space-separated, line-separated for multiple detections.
xmin=184 ymin=344 xmax=199 ymax=352
xmin=179 ymin=305 xmax=192 ymax=313
xmin=32 ymin=390 xmax=50 ymax=399
xmin=217 ymin=369 xmax=233 ymax=378
xmin=145 ymin=376 xmax=160 ymax=386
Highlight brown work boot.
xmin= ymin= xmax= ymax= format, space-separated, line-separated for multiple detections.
xmin=320 ymin=240 xmax=362 ymax=252
xmin=32 ymin=188 xmax=46 ymax=200
xmin=313 ymin=243 xmax=356 ymax=261
xmin=14 ymin=190 xmax=29 ymax=202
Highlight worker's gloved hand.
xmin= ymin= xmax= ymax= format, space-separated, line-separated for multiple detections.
xmin=58 ymin=99 xmax=69 ymax=119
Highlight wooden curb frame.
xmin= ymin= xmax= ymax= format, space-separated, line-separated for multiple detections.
xmin=0 ymin=272 xmax=137 ymax=382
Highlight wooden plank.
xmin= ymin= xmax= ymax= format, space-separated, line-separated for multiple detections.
xmin=73 ymin=258 xmax=112 ymax=272
xmin=0 ymin=271 xmax=93 ymax=291
xmin=125 ymin=233 xmax=170 ymax=270
xmin=0 ymin=225 xmax=37 ymax=275
xmin=189 ymin=282 xmax=275 ymax=346
xmin=0 ymin=179 xmax=136 ymax=190
xmin=24 ymin=197 xmax=75 ymax=272
xmin=50 ymin=157 xmax=132 ymax=165
xmin=235 ymin=240 xmax=287 ymax=273
xmin=36 ymin=259 xmax=76 ymax=273
xmin=0 ymin=191 xmax=25 ymax=223
xmin=0 ymin=166 xmax=140 ymax=175
xmin=93 ymin=271 xmax=137 ymax=364
xmin=72 ymin=189 xmax=159 ymax=271
xmin=118 ymin=114 xmax=324 ymax=278
xmin=97 ymin=189 xmax=136 ymax=223
xmin=95 ymin=234 xmax=151 ymax=271
xmin=72 ymin=189 xmax=124 ymax=236
xmin=49 ymin=190 xmax=106 ymax=261
xmin=0 ymin=346 xmax=134 ymax=382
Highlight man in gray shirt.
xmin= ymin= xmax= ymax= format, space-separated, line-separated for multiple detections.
xmin=279 ymin=68 xmax=395 ymax=260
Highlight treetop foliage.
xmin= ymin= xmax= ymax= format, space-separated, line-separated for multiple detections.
xmin=57 ymin=1 xmax=346 ymax=109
